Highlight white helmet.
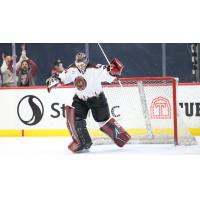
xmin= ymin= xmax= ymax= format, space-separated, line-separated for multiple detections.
xmin=75 ymin=52 xmax=89 ymax=71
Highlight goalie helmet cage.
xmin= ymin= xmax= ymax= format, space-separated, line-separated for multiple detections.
xmin=89 ymin=77 xmax=196 ymax=146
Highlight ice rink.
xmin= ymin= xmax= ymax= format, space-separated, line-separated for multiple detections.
xmin=0 ymin=137 xmax=200 ymax=156
xmin=0 ymin=137 xmax=200 ymax=200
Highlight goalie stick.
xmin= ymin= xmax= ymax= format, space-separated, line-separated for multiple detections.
xmin=97 ymin=43 xmax=153 ymax=139
xmin=97 ymin=43 xmax=131 ymax=145
xmin=97 ymin=43 xmax=123 ymax=85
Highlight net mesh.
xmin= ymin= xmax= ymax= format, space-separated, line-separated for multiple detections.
xmin=87 ymin=78 xmax=197 ymax=146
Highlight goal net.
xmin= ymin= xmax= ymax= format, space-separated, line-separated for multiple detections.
xmin=87 ymin=77 xmax=196 ymax=146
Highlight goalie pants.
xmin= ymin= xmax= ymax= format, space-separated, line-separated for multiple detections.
xmin=69 ymin=92 xmax=130 ymax=150
xmin=72 ymin=92 xmax=110 ymax=122
xmin=68 ymin=92 xmax=110 ymax=150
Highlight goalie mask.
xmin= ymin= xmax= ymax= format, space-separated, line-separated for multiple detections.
xmin=75 ymin=52 xmax=89 ymax=72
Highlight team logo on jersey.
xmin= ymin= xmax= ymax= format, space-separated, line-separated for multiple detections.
xmin=74 ymin=76 xmax=87 ymax=91
xmin=17 ymin=95 xmax=44 ymax=126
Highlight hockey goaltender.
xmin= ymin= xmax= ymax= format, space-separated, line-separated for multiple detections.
xmin=46 ymin=52 xmax=131 ymax=153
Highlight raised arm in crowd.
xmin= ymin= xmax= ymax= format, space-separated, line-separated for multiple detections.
xmin=0 ymin=44 xmax=37 ymax=87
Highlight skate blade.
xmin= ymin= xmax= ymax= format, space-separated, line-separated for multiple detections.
xmin=73 ymin=148 xmax=90 ymax=154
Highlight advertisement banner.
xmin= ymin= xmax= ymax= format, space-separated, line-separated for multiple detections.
xmin=0 ymin=84 xmax=200 ymax=136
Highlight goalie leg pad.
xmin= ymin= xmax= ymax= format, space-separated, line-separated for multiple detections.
xmin=100 ymin=117 xmax=131 ymax=147
xmin=66 ymin=105 xmax=92 ymax=152
xmin=66 ymin=105 xmax=79 ymax=143
xmin=68 ymin=140 xmax=81 ymax=153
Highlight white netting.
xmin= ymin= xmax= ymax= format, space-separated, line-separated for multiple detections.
xmin=87 ymin=77 xmax=197 ymax=146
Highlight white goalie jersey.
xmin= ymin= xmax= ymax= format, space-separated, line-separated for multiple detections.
xmin=58 ymin=64 xmax=116 ymax=100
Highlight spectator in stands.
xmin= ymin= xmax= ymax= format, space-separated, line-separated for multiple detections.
xmin=16 ymin=44 xmax=37 ymax=86
xmin=49 ymin=59 xmax=65 ymax=80
xmin=51 ymin=59 xmax=65 ymax=75
xmin=0 ymin=53 xmax=16 ymax=86
xmin=0 ymin=44 xmax=37 ymax=86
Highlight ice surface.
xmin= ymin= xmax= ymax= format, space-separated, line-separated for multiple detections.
xmin=0 ymin=137 xmax=199 ymax=200
xmin=0 ymin=137 xmax=200 ymax=156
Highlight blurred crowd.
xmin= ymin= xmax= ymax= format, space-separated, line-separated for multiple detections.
xmin=0 ymin=44 xmax=37 ymax=87
xmin=0 ymin=44 xmax=68 ymax=87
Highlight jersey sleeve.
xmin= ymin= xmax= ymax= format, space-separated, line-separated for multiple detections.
xmin=58 ymin=69 xmax=72 ymax=84
xmin=97 ymin=64 xmax=116 ymax=83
